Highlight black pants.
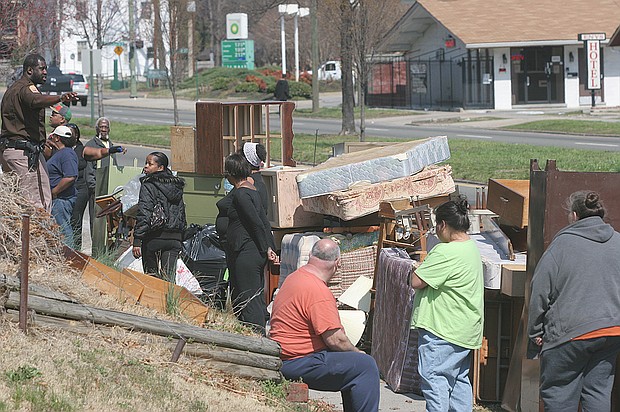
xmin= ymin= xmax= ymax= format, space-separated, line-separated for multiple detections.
xmin=141 ymin=237 xmax=182 ymax=281
xmin=70 ymin=184 xmax=93 ymax=250
xmin=229 ymin=243 xmax=268 ymax=335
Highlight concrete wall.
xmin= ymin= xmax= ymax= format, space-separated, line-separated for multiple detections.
xmin=563 ymin=45 xmax=580 ymax=108
xmin=604 ymin=46 xmax=620 ymax=107
xmin=493 ymin=48 xmax=512 ymax=110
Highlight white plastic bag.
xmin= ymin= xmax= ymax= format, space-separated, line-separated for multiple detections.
xmin=176 ymin=259 xmax=203 ymax=295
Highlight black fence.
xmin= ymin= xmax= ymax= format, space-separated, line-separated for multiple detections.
xmin=367 ymin=51 xmax=494 ymax=111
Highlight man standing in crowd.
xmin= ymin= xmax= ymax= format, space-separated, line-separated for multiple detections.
xmin=84 ymin=117 xmax=120 ymax=233
xmin=269 ymin=239 xmax=380 ymax=412
xmin=0 ymin=53 xmax=77 ymax=211
xmin=47 ymin=125 xmax=78 ymax=247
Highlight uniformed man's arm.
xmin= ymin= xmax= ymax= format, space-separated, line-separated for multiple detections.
xmin=23 ymin=86 xmax=78 ymax=109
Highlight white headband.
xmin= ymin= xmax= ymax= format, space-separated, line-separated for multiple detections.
xmin=243 ymin=143 xmax=261 ymax=168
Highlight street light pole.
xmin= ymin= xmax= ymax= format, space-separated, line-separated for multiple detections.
xmin=294 ymin=8 xmax=309 ymax=82
xmin=280 ymin=12 xmax=286 ymax=75
xmin=128 ymin=0 xmax=137 ymax=98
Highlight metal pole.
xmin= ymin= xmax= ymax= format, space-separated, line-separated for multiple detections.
xmin=591 ymin=89 xmax=596 ymax=108
xmin=281 ymin=14 xmax=286 ymax=75
xmin=89 ymin=49 xmax=95 ymax=127
xmin=129 ymin=0 xmax=138 ymax=98
xmin=311 ymin=0 xmax=319 ymax=112
xmin=19 ymin=214 xmax=30 ymax=334
xmin=188 ymin=14 xmax=194 ymax=78
xmin=294 ymin=12 xmax=299 ymax=81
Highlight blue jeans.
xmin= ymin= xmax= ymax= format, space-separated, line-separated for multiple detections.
xmin=417 ymin=329 xmax=473 ymax=412
xmin=51 ymin=196 xmax=76 ymax=248
xmin=540 ymin=336 xmax=620 ymax=412
xmin=281 ymin=350 xmax=380 ymax=412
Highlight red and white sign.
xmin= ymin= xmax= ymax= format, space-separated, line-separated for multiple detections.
xmin=586 ymin=40 xmax=601 ymax=90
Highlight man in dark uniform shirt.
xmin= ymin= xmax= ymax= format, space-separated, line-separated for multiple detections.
xmin=0 ymin=53 xmax=77 ymax=211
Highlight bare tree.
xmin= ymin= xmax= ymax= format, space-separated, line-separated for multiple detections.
xmin=352 ymin=0 xmax=407 ymax=141
xmin=64 ymin=0 xmax=124 ymax=117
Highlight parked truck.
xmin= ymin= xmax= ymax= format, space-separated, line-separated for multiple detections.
xmin=38 ymin=65 xmax=73 ymax=96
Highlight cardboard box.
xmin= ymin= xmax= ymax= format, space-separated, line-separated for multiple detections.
xmin=486 ymin=179 xmax=530 ymax=228
xmin=261 ymin=166 xmax=324 ymax=229
xmin=501 ymin=263 xmax=527 ymax=297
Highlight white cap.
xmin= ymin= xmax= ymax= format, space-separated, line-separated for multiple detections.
xmin=52 ymin=125 xmax=73 ymax=138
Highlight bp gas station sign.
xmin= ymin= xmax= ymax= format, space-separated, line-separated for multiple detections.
xmin=221 ymin=40 xmax=255 ymax=69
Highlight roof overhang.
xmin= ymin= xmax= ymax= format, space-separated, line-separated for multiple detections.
xmin=610 ymin=25 xmax=620 ymax=47
xmin=467 ymin=39 xmax=610 ymax=49
xmin=378 ymin=2 xmax=438 ymax=53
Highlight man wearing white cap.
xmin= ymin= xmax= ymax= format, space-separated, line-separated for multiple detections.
xmin=47 ymin=125 xmax=78 ymax=247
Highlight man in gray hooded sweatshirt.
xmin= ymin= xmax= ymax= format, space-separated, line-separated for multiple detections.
xmin=528 ymin=190 xmax=620 ymax=412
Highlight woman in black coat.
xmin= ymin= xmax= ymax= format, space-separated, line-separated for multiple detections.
xmin=223 ymin=153 xmax=278 ymax=334
xmin=132 ymin=152 xmax=186 ymax=280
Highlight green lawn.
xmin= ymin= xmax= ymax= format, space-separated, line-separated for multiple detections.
xmin=70 ymin=120 xmax=620 ymax=185
xmin=503 ymin=119 xmax=620 ymax=136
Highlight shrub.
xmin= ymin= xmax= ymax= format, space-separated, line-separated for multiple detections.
xmin=235 ymin=82 xmax=260 ymax=93
xmin=289 ymin=81 xmax=312 ymax=98
xmin=210 ymin=77 xmax=236 ymax=91
xmin=245 ymin=75 xmax=267 ymax=91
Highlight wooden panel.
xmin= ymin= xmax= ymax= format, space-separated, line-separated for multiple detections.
xmin=122 ymin=268 xmax=209 ymax=323
xmin=81 ymin=257 xmax=144 ymax=304
xmin=170 ymin=126 xmax=196 ymax=173
xmin=344 ymin=141 xmax=392 ymax=154
xmin=487 ymin=179 xmax=530 ymax=228
xmin=196 ymin=102 xmax=224 ymax=175
xmin=261 ymin=166 xmax=323 ymax=228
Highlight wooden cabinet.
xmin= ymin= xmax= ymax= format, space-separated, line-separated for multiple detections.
xmin=194 ymin=101 xmax=296 ymax=175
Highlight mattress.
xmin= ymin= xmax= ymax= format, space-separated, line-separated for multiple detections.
xmin=295 ymin=136 xmax=450 ymax=198
xmin=301 ymin=165 xmax=455 ymax=220
xmin=371 ymin=248 xmax=422 ymax=394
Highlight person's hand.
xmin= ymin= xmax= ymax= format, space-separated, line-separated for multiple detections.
xmin=534 ymin=336 xmax=543 ymax=346
xmin=109 ymin=145 xmax=127 ymax=155
xmin=132 ymin=246 xmax=142 ymax=259
xmin=60 ymin=92 xmax=78 ymax=104
xmin=267 ymin=247 xmax=278 ymax=263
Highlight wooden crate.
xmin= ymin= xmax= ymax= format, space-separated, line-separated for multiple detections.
xmin=261 ymin=166 xmax=324 ymax=229
xmin=486 ymin=179 xmax=530 ymax=228
xmin=171 ymin=126 xmax=196 ymax=173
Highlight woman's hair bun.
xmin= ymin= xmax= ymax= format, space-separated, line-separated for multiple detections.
xmin=456 ymin=199 xmax=469 ymax=214
xmin=585 ymin=192 xmax=599 ymax=209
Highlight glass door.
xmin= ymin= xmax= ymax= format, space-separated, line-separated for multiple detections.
xmin=511 ymin=46 xmax=565 ymax=104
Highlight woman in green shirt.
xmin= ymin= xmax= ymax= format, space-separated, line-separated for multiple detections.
xmin=409 ymin=199 xmax=484 ymax=412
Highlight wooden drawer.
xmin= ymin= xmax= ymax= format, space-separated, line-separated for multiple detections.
xmin=261 ymin=166 xmax=324 ymax=229
xmin=486 ymin=179 xmax=529 ymax=228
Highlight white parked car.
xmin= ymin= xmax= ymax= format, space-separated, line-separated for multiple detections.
xmin=67 ymin=73 xmax=88 ymax=106
xmin=317 ymin=60 xmax=342 ymax=81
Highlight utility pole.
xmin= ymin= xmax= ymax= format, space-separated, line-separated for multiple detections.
xmin=187 ymin=1 xmax=195 ymax=78
xmin=311 ymin=0 xmax=319 ymax=112
xmin=129 ymin=0 xmax=137 ymax=98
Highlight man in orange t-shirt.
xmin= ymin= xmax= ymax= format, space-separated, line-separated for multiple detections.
xmin=269 ymin=239 xmax=380 ymax=412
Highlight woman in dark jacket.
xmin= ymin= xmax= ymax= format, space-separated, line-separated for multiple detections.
xmin=223 ymin=153 xmax=278 ymax=334
xmin=132 ymin=152 xmax=186 ymax=280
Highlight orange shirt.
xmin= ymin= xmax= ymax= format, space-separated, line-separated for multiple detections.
xmin=573 ymin=326 xmax=620 ymax=340
xmin=269 ymin=266 xmax=343 ymax=360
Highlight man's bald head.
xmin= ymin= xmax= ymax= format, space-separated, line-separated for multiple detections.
xmin=310 ymin=239 xmax=341 ymax=261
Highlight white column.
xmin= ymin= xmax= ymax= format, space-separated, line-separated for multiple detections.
xmin=281 ymin=14 xmax=286 ymax=75
xmin=294 ymin=13 xmax=299 ymax=81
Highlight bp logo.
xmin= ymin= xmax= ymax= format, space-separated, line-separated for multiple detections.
xmin=230 ymin=23 xmax=239 ymax=35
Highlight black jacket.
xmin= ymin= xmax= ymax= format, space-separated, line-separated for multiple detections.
xmin=133 ymin=170 xmax=187 ymax=247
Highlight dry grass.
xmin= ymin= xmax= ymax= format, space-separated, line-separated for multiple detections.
xmin=0 ymin=173 xmax=328 ymax=411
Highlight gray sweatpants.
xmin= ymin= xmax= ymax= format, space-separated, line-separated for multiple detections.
xmin=540 ymin=336 xmax=620 ymax=412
